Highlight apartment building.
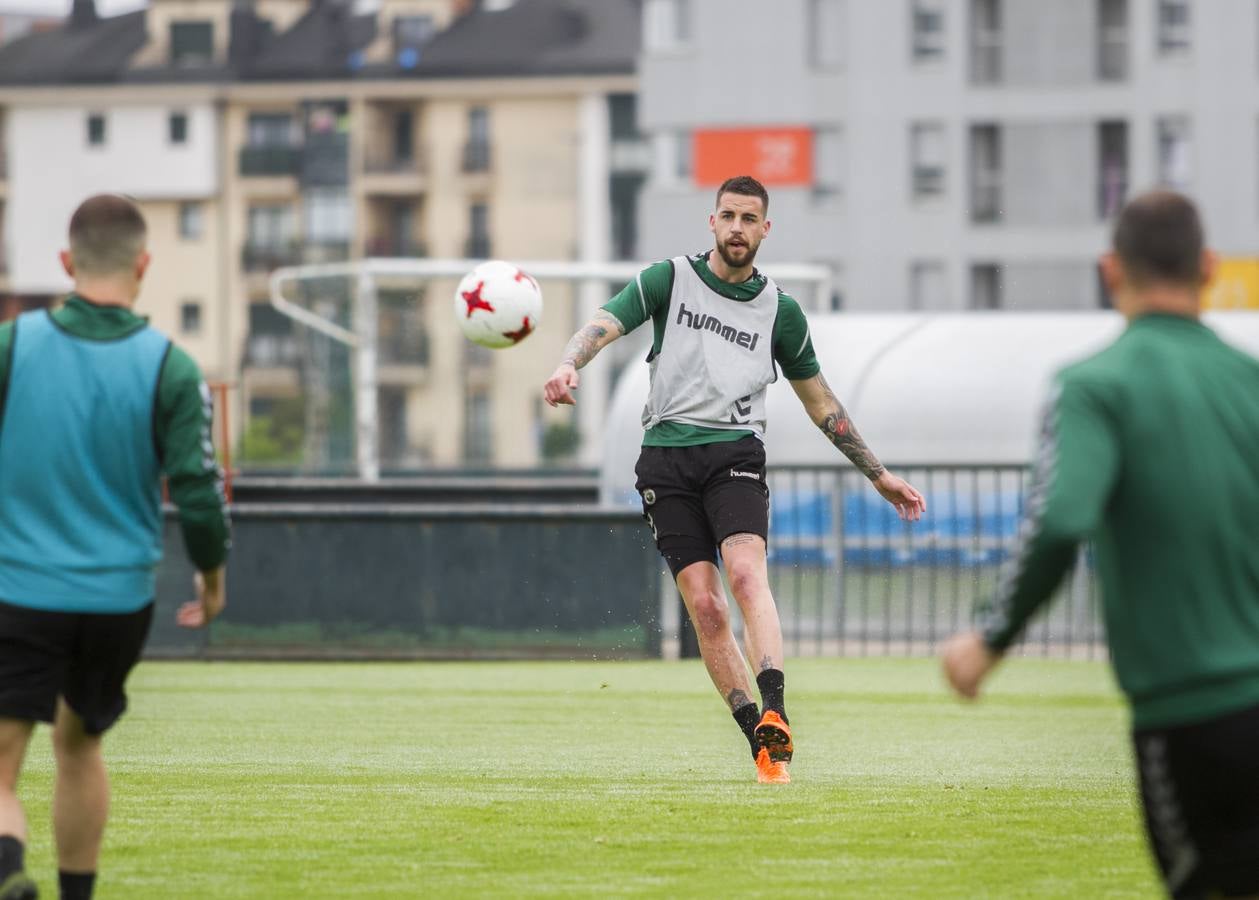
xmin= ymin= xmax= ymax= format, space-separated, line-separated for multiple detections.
xmin=0 ymin=0 xmax=644 ymax=469
xmin=638 ymin=0 xmax=1259 ymax=311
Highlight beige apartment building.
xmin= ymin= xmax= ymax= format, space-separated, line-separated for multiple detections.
xmin=0 ymin=0 xmax=644 ymax=470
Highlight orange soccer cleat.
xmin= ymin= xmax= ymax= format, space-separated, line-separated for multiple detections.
xmin=754 ymin=710 xmax=793 ymax=763
xmin=755 ymin=747 xmax=791 ymax=784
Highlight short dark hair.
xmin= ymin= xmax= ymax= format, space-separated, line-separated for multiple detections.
xmin=1112 ymin=190 xmax=1204 ymax=288
xmin=69 ymin=193 xmax=147 ymax=276
xmin=715 ymin=175 xmax=769 ymax=215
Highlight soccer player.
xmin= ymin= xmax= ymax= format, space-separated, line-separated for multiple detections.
xmin=544 ymin=175 xmax=925 ymax=784
xmin=941 ymin=191 xmax=1259 ymax=898
xmin=0 ymin=195 xmax=231 ymax=900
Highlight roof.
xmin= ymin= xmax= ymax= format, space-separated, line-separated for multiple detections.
xmin=0 ymin=0 xmax=639 ymax=86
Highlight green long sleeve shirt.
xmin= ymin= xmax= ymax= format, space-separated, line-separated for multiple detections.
xmin=981 ymin=314 xmax=1259 ymax=729
xmin=0 ymin=296 xmax=230 ymax=572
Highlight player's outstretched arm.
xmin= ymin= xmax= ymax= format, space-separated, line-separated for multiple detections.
xmin=789 ymin=372 xmax=926 ymax=521
xmin=177 ymin=565 xmax=226 ymax=629
xmin=543 ymin=310 xmax=626 ymax=407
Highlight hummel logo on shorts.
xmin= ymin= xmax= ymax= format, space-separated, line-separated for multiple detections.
xmin=730 ymin=469 xmax=760 ymax=479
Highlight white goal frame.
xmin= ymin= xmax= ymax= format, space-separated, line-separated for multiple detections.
xmin=269 ymin=257 xmax=834 ymax=481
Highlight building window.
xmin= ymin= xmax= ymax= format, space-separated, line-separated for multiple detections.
xmin=1098 ymin=0 xmax=1128 ymax=80
xmin=169 ymin=111 xmax=189 ymax=145
xmin=970 ymin=0 xmax=1001 ymax=84
xmin=912 ymin=0 xmax=946 ymax=62
xmin=467 ymin=202 xmax=491 ymax=258
xmin=809 ymin=0 xmax=846 ymax=69
xmin=672 ymin=130 xmax=692 ymax=182
xmin=86 ymin=113 xmax=106 ymax=147
xmin=610 ymin=173 xmax=644 ymax=261
xmin=911 ymin=122 xmax=946 ymax=200
xmin=1098 ymin=120 xmax=1129 ymax=219
xmin=247 ymin=113 xmax=295 ymax=146
xmin=463 ymin=107 xmax=491 ymax=172
xmin=170 ymin=21 xmax=213 ymax=66
xmin=969 ymin=124 xmax=1001 ymax=223
xmin=304 ymin=188 xmax=352 ymax=244
xmin=971 ymin=263 xmax=1003 ymax=309
xmin=910 ymin=261 xmax=949 ymax=310
xmin=180 ymin=300 xmax=202 ymax=335
xmin=1156 ymin=116 xmax=1192 ymax=192
xmin=645 ymin=0 xmax=692 ymax=51
xmin=244 ymin=203 xmax=297 ymax=269
xmin=813 ymin=127 xmax=845 ymax=199
xmin=464 ymin=387 xmax=493 ymax=464
xmin=609 ymin=94 xmax=640 ymax=142
xmin=1156 ymin=0 xmax=1190 ymax=55
xmin=178 ymin=202 xmax=203 ymax=240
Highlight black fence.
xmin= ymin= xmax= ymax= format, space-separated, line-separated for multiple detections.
xmin=148 ymin=466 xmax=1104 ymax=661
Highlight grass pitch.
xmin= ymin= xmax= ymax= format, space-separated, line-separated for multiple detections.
xmin=15 ymin=658 xmax=1158 ymax=898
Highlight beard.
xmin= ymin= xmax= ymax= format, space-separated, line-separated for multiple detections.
xmin=716 ymin=236 xmax=759 ymax=269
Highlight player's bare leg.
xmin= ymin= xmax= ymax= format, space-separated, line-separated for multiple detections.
xmin=0 ymin=718 xmax=36 ymax=899
xmin=721 ymin=533 xmax=792 ymax=783
xmin=52 ymin=699 xmax=107 ymax=886
xmin=675 ymin=561 xmax=757 ymax=710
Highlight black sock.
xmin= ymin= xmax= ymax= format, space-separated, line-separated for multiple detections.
xmin=756 ymin=668 xmax=787 ymax=722
xmin=0 ymin=835 xmax=24 ymax=879
xmin=59 ymin=870 xmax=95 ymax=900
xmin=732 ymin=702 xmax=761 ymax=759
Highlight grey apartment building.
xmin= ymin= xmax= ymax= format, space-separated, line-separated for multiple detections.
xmin=637 ymin=0 xmax=1258 ymax=311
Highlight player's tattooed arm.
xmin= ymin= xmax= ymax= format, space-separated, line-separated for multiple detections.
xmin=791 ymin=373 xmax=887 ymax=481
xmin=560 ymin=310 xmax=626 ymax=370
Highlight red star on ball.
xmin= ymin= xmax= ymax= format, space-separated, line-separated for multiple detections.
xmin=461 ymin=281 xmax=495 ymax=318
xmin=503 ymin=317 xmax=534 ymax=344
xmin=513 ymin=268 xmax=539 ymax=292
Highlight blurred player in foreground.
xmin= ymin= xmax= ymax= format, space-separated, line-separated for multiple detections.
xmin=942 ymin=190 xmax=1259 ymax=899
xmin=545 ymin=175 xmax=924 ymax=784
xmin=0 ymin=195 xmax=231 ymax=900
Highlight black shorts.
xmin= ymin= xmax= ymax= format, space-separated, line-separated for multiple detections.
xmin=0 ymin=600 xmax=154 ymax=735
xmin=634 ymin=435 xmax=770 ymax=577
xmin=1133 ymin=702 xmax=1259 ymax=899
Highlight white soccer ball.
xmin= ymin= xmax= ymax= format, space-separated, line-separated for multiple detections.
xmin=453 ymin=260 xmax=543 ymax=349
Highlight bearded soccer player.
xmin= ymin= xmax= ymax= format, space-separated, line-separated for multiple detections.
xmin=0 ymin=195 xmax=230 ymax=900
xmin=543 ymin=175 xmax=925 ymax=783
xmin=942 ymin=191 xmax=1259 ymax=898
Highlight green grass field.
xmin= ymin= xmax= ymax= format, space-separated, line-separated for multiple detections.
xmin=13 ymin=658 xmax=1159 ymax=898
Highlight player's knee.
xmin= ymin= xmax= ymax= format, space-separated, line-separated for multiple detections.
xmin=52 ymin=724 xmax=101 ymax=765
xmin=690 ymin=590 xmax=731 ymax=636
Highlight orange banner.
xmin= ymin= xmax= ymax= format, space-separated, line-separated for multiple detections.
xmin=693 ymin=127 xmax=814 ymax=187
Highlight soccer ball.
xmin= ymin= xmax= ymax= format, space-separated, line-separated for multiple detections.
xmin=454 ymin=260 xmax=543 ymax=349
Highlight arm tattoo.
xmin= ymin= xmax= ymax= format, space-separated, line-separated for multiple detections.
xmin=726 ymin=688 xmax=754 ymax=710
xmin=560 ymin=311 xmax=624 ymax=369
xmin=812 ymin=374 xmax=886 ymax=481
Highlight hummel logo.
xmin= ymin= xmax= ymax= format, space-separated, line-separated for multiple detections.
xmin=731 ymin=469 xmax=760 ymax=479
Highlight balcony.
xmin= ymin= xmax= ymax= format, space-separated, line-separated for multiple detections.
xmin=379 ymin=311 xmax=430 ymax=367
xmin=244 ymin=332 xmax=301 ymax=369
xmin=239 ymin=144 xmax=301 ymax=177
xmin=361 ymin=147 xmax=429 ymax=196
xmin=242 ymin=241 xmax=303 ymax=272
xmin=300 ymin=132 xmax=349 ymax=187
xmin=366 ymin=235 xmax=428 ymax=258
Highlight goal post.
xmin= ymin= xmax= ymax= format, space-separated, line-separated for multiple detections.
xmin=269 ymin=257 xmax=834 ymax=482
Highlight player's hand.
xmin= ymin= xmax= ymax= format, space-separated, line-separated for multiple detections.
xmin=177 ymin=567 xmax=226 ymax=629
xmin=873 ymin=470 xmax=927 ymax=521
xmin=543 ymin=363 xmax=579 ymax=407
xmin=941 ymin=631 xmax=1000 ymax=700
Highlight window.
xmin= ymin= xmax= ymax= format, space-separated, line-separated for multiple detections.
xmin=912 ymin=0 xmax=946 ymax=62
xmin=970 ymin=0 xmax=1001 ymax=84
xmin=911 ymin=122 xmax=946 ymax=200
xmin=467 ymin=202 xmax=491 ymax=258
xmin=609 ymin=94 xmax=640 ymax=142
xmin=1098 ymin=120 xmax=1128 ymax=219
xmin=169 ymin=111 xmax=188 ymax=145
xmin=645 ymin=0 xmax=692 ymax=51
xmin=971 ymin=264 xmax=1003 ymax=309
xmin=247 ymin=203 xmax=295 ymax=247
xmin=670 ymin=130 xmax=692 ymax=182
xmin=180 ymin=300 xmax=202 ymax=335
xmin=463 ymin=107 xmax=491 ymax=172
xmin=247 ymin=113 xmax=295 ymax=147
xmin=303 ymin=188 xmax=352 ymax=243
xmin=1156 ymin=116 xmax=1192 ymax=191
xmin=1098 ymin=0 xmax=1128 ymax=80
xmin=393 ymin=15 xmax=435 ymax=49
xmin=86 ymin=113 xmax=106 ymax=147
xmin=813 ymin=127 xmax=845 ymax=198
xmin=1157 ymin=0 xmax=1190 ymax=55
xmin=910 ymin=261 xmax=949 ymax=310
xmin=809 ymin=0 xmax=846 ymax=69
xmin=170 ymin=21 xmax=213 ymax=66
xmin=464 ymin=387 xmax=493 ymax=464
xmin=610 ymin=173 xmax=644 ymax=261
xmin=969 ymin=124 xmax=1001 ymax=223
xmin=178 ymin=202 xmax=203 ymax=240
